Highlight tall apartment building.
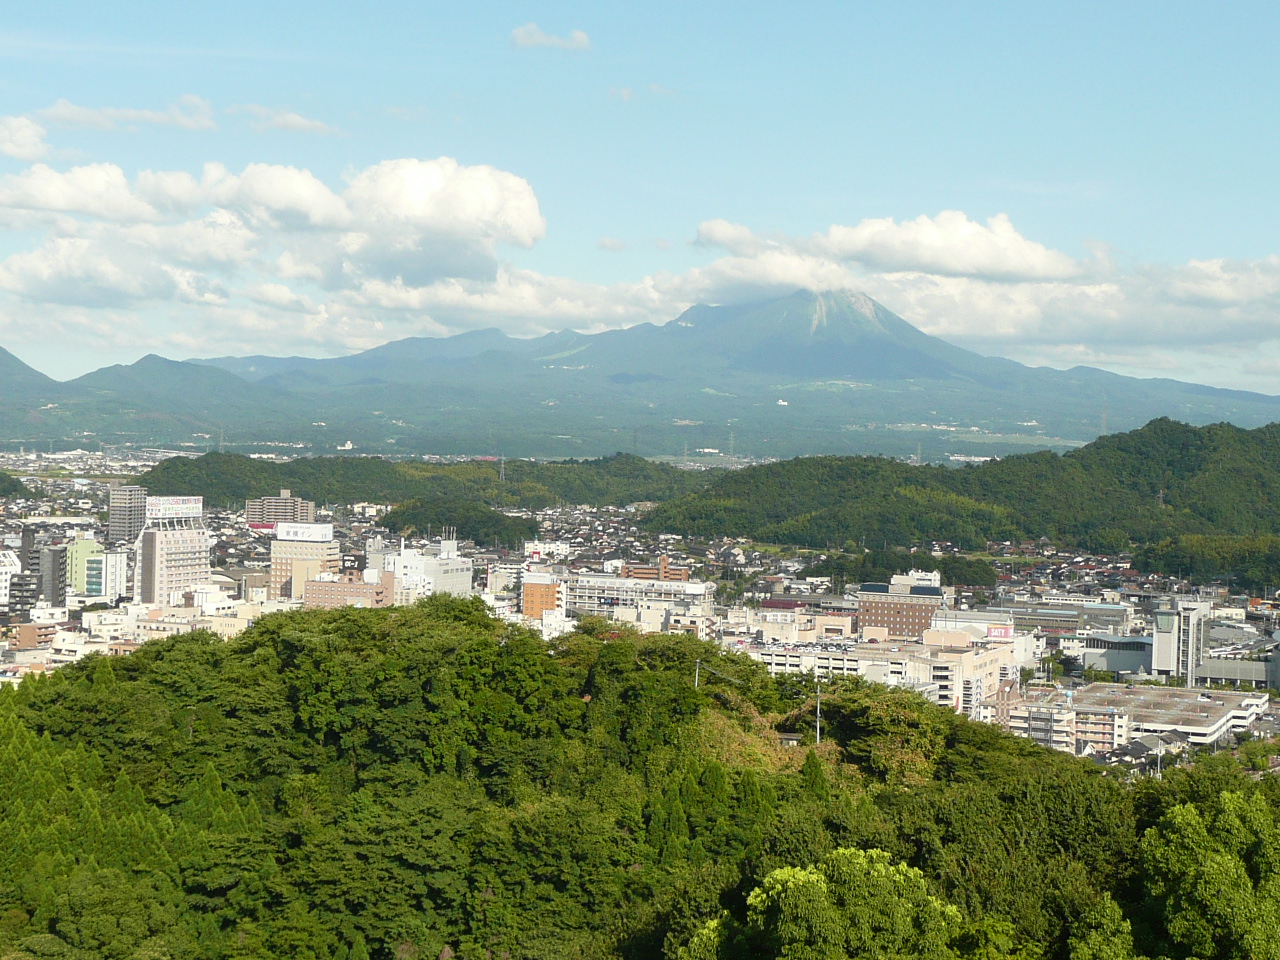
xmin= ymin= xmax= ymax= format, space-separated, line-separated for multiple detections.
xmin=521 ymin=570 xmax=563 ymax=620
xmin=38 ymin=545 xmax=67 ymax=605
xmin=245 ymin=489 xmax=316 ymax=524
xmin=5 ymin=573 xmax=40 ymax=623
xmin=270 ymin=523 xmax=340 ymax=600
xmin=108 ymin=485 xmax=148 ymax=543
xmin=136 ymin=497 xmax=211 ymax=605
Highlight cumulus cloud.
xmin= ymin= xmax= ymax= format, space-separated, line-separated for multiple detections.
xmin=815 ymin=211 xmax=1082 ymax=281
xmin=0 ymin=117 xmax=48 ymax=161
xmin=231 ymin=104 xmax=339 ymax=135
xmin=0 ymin=163 xmax=158 ymax=221
xmin=511 ymin=23 xmax=590 ymax=50
xmin=39 ymin=95 xmax=216 ymax=131
xmin=3 ymin=148 xmax=1280 ymax=393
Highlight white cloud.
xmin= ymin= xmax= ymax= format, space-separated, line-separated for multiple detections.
xmin=812 ymin=211 xmax=1082 ymax=281
xmin=597 ymin=237 xmax=626 ymax=251
xmin=511 ymin=23 xmax=590 ymax=50
xmin=0 ymin=117 xmax=47 ymax=161
xmin=231 ymin=104 xmax=339 ymax=135
xmin=39 ymin=95 xmax=216 ymax=131
xmin=0 ymin=163 xmax=158 ymax=221
xmin=4 ymin=146 xmax=1280 ymax=392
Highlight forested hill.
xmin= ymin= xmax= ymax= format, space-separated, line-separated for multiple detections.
xmin=647 ymin=418 xmax=1280 ymax=551
xmin=3 ymin=597 xmax=1277 ymax=958
xmin=137 ymin=451 xmax=714 ymax=510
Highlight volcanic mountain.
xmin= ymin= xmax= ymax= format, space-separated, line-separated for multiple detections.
xmin=4 ymin=291 xmax=1280 ymax=459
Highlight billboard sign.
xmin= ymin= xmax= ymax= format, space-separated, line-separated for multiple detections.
xmin=145 ymin=496 xmax=203 ymax=519
xmin=276 ymin=522 xmax=334 ymax=542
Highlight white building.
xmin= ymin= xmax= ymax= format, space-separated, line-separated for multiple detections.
xmin=382 ymin=540 xmax=474 ymax=603
xmin=1153 ymin=600 xmax=1213 ymax=684
xmin=136 ymin=497 xmax=211 ymax=605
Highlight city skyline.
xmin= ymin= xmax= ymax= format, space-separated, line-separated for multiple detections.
xmin=3 ymin=3 xmax=1280 ymax=393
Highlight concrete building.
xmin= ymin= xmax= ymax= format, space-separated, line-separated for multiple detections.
xmin=65 ymin=534 xmax=129 ymax=603
xmin=984 ymin=681 xmax=1270 ymax=754
xmin=740 ymin=634 xmax=1020 ymax=719
xmin=37 ymin=545 xmax=67 ymax=605
xmin=1153 ymin=600 xmax=1213 ymax=684
xmin=521 ymin=569 xmax=563 ymax=620
xmin=619 ymin=555 xmax=691 ymax=581
xmin=381 ymin=540 xmax=472 ymax=604
xmin=563 ymin=572 xmax=716 ymax=621
xmin=856 ymin=573 xmax=948 ymax=641
xmin=245 ymin=489 xmax=316 ymax=524
xmin=107 ymin=485 xmax=148 ymax=543
xmin=136 ymin=497 xmax=211 ymax=605
xmin=302 ymin=568 xmax=396 ymax=609
xmin=269 ymin=523 xmax=340 ymax=600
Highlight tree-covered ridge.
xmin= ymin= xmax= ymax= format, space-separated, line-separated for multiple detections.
xmin=137 ymin=451 xmax=715 ymax=510
xmin=1 ymin=598 xmax=1277 ymax=958
xmin=647 ymin=418 xmax=1280 ymax=551
xmin=380 ymin=496 xmax=538 ymax=547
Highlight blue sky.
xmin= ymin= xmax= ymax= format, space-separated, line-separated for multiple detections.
xmin=2 ymin=2 xmax=1280 ymax=391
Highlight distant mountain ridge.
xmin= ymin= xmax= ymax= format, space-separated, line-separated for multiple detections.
xmin=5 ymin=291 xmax=1280 ymax=458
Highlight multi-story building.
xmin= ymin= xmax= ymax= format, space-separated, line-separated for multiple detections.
xmin=5 ymin=573 xmax=40 ymax=623
xmin=269 ymin=523 xmax=340 ymax=600
xmin=136 ymin=497 xmax=211 ymax=605
xmin=521 ymin=569 xmax=563 ymax=620
xmin=563 ymin=573 xmax=716 ymax=621
xmin=107 ymin=485 xmax=148 ymax=544
xmin=38 ymin=545 xmax=67 ymax=605
xmin=1153 ymin=599 xmax=1213 ymax=684
xmin=381 ymin=540 xmax=472 ymax=604
xmin=302 ymin=569 xmax=396 ymax=609
xmin=856 ymin=572 xmax=948 ymax=641
xmin=619 ymin=555 xmax=691 ymax=582
xmin=245 ymin=489 xmax=316 ymax=524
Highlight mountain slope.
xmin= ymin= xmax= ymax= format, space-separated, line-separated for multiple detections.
xmin=6 ymin=291 xmax=1280 ymax=456
xmin=646 ymin=417 xmax=1280 ymax=550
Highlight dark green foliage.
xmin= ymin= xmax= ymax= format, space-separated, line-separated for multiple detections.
xmin=380 ymin=496 xmax=537 ymax=546
xmin=648 ymin=418 xmax=1280 ymax=553
xmin=137 ymin=451 xmax=714 ymax=510
xmin=1 ymin=600 xmax=1277 ymax=958
xmin=0 ymin=471 xmax=30 ymax=498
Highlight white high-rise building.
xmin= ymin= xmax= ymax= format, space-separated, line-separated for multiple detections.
xmin=1153 ymin=600 xmax=1213 ymax=685
xmin=136 ymin=497 xmax=211 ymax=605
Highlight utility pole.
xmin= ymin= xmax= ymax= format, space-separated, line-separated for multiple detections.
xmin=694 ymin=659 xmax=701 ymax=689
xmin=815 ymin=678 xmax=822 ymax=746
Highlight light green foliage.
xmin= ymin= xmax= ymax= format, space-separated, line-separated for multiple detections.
xmin=681 ymin=847 xmax=963 ymax=960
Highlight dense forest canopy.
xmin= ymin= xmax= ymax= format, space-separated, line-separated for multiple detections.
xmin=379 ymin=496 xmax=538 ymax=547
xmin=647 ymin=418 xmax=1280 ymax=556
xmin=137 ymin=452 xmax=715 ymax=511
xmin=1 ymin=598 xmax=1277 ymax=958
